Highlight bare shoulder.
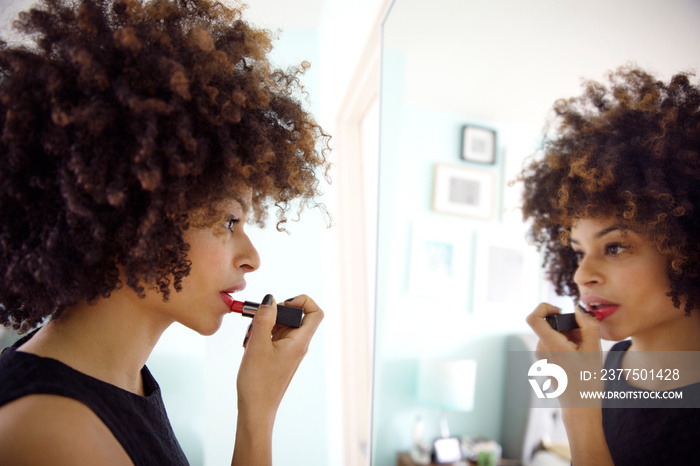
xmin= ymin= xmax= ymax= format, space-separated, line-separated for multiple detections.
xmin=0 ymin=394 xmax=132 ymax=465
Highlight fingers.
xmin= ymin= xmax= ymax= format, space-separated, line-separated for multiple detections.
xmin=526 ymin=302 xmax=563 ymax=338
xmin=574 ymin=306 xmax=602 ymax=351
xmin=244 ymin=294 xmax=277 ymax=349
xmin=526 ymin=301 xmax=602 ymax=352
xmin=282 ymin=294 xmax=324 ymax=338
xmin=526 ymin=302 xmax=579 ymax=351
xmin=244 ymin=294 xmax=324 ymax=347
xmin=253 ymin=294 xmax=278 ymax=330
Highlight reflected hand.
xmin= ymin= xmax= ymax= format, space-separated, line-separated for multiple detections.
xmin=525 ymin=308 xmax=613 ymax=465
xmin=526 ymin=302 xmax=605 ymax=407
xmin=526 ymin=302 xmax=602 ymax=353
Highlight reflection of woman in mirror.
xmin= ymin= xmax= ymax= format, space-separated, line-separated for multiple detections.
xmin=0 ymin=0 xmax=329 ymax=464
xmin=520 ymin=65 xmax=700 ymax=465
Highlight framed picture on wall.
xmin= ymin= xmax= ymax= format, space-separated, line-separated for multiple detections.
xmin=461 ymin=125 xmax=496 ymax=164
xmin=432 ymin=164 xmax=496 ymax=219
xmin=472 ymin=227 xmax=541 ymax=314
xmin=407 ymin=221 xmax=472 ymax=301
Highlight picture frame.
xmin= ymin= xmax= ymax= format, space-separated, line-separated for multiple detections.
xmin=406 ymin=221 xmax=472 ymax=301
xmin=472 ymin=227 xmax=541 ymax=314
xmin=461 ymin=125 xmax=496 ymax=164
xmin=432 ymin=164 xmax=495 ymax=220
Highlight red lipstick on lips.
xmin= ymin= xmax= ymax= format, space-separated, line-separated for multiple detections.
xmin=545 ymin=303 xmax=592 ymax=332
xmin=590 ymin=305 xmax=618 ymax=321
xmin=581 ymin=298 xmax=619 ymax=321
xmin=222 ymin=293 xmax=303 ymax=328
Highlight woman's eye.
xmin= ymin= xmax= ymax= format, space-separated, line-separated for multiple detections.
xmin=573 ymin=250 xmax=584 ymax=263
xmin=606 ymin=243 xmax=627 ymax=255
xmin=225 ymin=216 xmax=240 ymax=232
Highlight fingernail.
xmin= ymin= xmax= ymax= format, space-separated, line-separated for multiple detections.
xmin=285 ymin=296 xmax=297 ymax=303
xmin=262 ymin=294 xmax=274 ymax=306
xmin=242 ymin=336 xmax=249 ymax=348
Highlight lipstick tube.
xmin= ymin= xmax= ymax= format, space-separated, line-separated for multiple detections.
xmin=545 ymin=303 xmax=594 ymax=332
xmin=545 ymin=313 xmax=579 ymax=332
xmin=229 ymin=300 xmax=303 ymax=328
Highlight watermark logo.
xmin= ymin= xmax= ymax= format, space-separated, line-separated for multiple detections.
xmin=528 ymin=359 xmax=568 ymax=399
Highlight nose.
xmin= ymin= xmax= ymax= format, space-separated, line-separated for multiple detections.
xmin=573 ymin=254 xmax=602 ymax=288
xmin=235 ymin=231 xmax=261 ymax=272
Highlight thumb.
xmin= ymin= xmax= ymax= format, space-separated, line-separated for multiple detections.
xmin=251 ymin=293 xmax=277 ymax=336
xmin=574 ymin=306 xmax=602 ymax=351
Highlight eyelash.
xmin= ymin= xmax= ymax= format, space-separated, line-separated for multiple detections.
xmin=573 ymin=242 xmax=629 ymax=263
xmin=225 ymin=216 xmax=240 ymax=233
xmin=606 ymin=242 xmax=628 ymax=255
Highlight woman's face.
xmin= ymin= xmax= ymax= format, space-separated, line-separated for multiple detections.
xmin=570 ymin=217 xmax=686 ymax=346
xmin=144 ymin=196 xmax=261 ymax=335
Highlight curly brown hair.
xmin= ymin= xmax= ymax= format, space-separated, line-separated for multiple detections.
xmin=519 ymin=65 xmax=700 ymax=314
xmin=0 ymin=0 xmax=331 ymax=331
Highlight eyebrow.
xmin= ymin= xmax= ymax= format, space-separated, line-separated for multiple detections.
xmin=221 ymin=196 xmax=250 ymax=213
xmin=570 ymin=225 xmax=621 ymax=245
xmin=235 ymin=197 xmax=250 ymax=211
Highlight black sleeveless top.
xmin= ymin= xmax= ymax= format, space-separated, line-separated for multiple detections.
xmin=0 ymin=339 xmax=189 ymax=465
xmin=602 ymin=340 xmax=700 ymax=465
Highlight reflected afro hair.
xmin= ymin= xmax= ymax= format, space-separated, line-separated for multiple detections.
xmin=0 ymin=0 xmax=330 ymax=330
xmin=519 ymin=65 xmax=700 ymax=313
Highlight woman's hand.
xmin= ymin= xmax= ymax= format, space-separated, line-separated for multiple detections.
xmin=526 ymin=302 xmax=613 ymax=466
xmin=232 ymin=294 xmax=323 ymax=466
xmin=526 ymin=302 xmax=602 ymax=353
xmin=526 ymin=302 xmax=604 ymax=400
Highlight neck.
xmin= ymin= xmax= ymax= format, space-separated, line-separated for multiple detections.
xmin=18 ymin=288 xmax=173 ymax=395
xmin=630 ymin=310 xmax=700 ymax=352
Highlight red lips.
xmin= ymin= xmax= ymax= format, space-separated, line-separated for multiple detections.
xmin=590 ymin=304 xmax=618 ymax=321
xmin=220 ymin=291 xmax=235 ymax=310
xmin=581 ymin=296 xmax=619 ymax=321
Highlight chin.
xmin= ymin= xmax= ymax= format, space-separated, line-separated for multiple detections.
xmin=599 ymin=323 xmax=629 ymax=342
xmin=186 ymin=316 xmax=225 ymax=336
xmin=200 ymin=322 xmax=224 ymax=336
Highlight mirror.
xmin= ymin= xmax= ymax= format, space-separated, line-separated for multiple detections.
xmin=373 ymin=0 xmax=700 ymax=464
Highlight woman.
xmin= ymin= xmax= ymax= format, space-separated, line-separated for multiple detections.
xmin=0 ymin=0 xmax=330 ymax=464
xmin=520 ymin=65 xmax=700 ymax=465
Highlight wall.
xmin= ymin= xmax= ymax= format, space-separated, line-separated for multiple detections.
xmin=371 ymin=49 xmax=543 ymax=466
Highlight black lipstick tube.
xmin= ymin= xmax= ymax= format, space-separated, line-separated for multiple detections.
xmin=234 ymin=301 xmax=303 ymax=328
